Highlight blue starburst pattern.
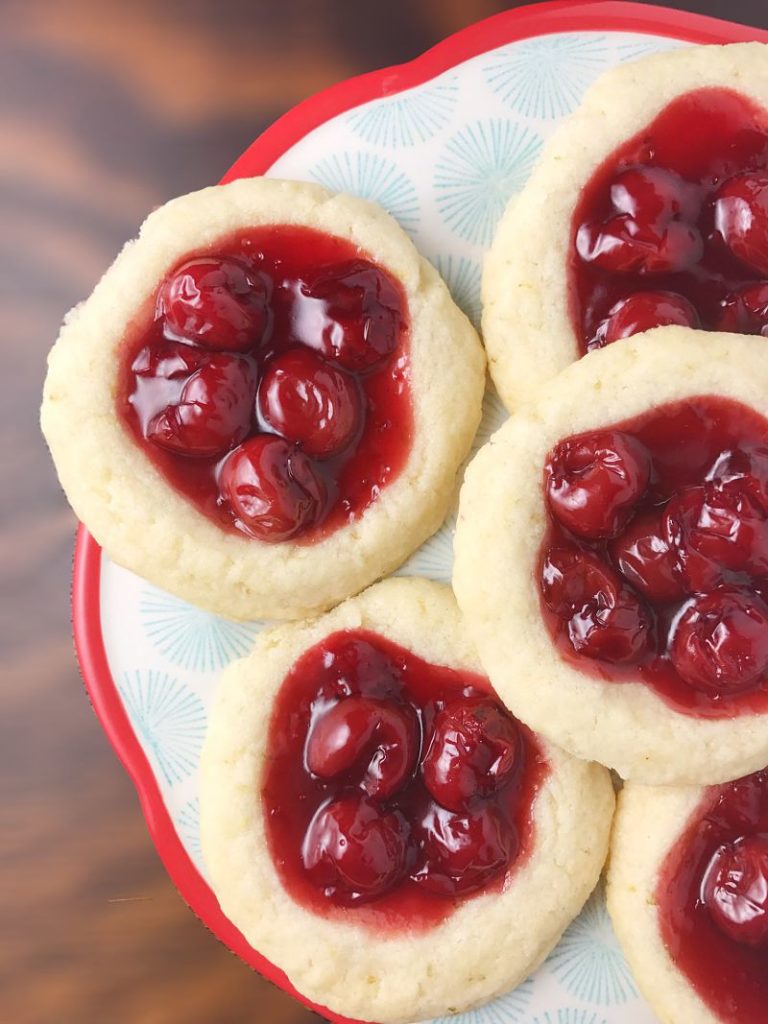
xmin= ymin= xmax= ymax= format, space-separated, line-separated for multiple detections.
xmin=615 ymin=38 xmax=685 ymax=63
xmin=483 ymin=35 xmax=610 ymax=120
xmin=434 ymin=120 xmax=542 ymax=247
xmin=310 ymin=151 xmax=420 ymax=233
xmin=396 ymin=515 xmax=455 ymax=584
xmin=347 ymin=78 xmax=459 ymax=147
xmin=140 ymin=585 xmax=261 ymax=672
xmin=547 ymin=884 xmax=638 ymax=1005
xmin=531 ymin=1011 xmax=608 ymax=1024
xmin=430 ymin=978 xmax=533 ymax=1024
xmin=434 ymin=254 xmax=482 ymax=327
xmin=118 ymin=670 xmax=206 ymax=786
xmin=176 ymin=798 xmax=202 ymax=858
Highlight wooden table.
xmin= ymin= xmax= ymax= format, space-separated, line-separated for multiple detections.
xmin=4 ymin=1 xmax=765 ymax=1021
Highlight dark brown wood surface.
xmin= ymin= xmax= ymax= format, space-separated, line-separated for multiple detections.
xmin=3 ymin=2 xmax=766 ymax=1022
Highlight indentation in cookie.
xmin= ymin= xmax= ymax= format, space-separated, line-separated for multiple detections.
xmin=261 ymin=629 xmax=547 ymax=930
xmin=659 ymin=769 xmax=768 ymax=1020
xmin=119 ymin=226 xmax=412 ymax=544
xmin=538 ymin=395 xmax=768 ymax=716
xmin=571 ymin=88 xmax=768 ymax=351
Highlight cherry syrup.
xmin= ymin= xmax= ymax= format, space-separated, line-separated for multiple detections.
xmin=118 ymin=226 xmax=412 ymax=543
xmin=262 ymin=630 xmax=547 ymax=932
xmin=658 ymin=769 xmax=768 ymax=1023
xmin=539 ymin=395 xmax=768 ymax=717
xmin=571 ymin=88 xmax=768 ymax=350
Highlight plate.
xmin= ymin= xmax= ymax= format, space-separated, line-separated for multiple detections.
xmin=73 ymin=3 xmax=768 ymax=1023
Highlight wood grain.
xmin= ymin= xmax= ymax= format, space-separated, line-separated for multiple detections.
xmin=2 ymin=2 xmax=765 ymax=1023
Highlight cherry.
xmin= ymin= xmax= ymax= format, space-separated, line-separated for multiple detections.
xmin=545 ymin=430 xmax=651 ymax=539
xmin=669 ymin=588 xmax=768 ymax=694
xmin=709 ymin=445 xmax=768 ymax=507
xmin=595 ymin=291 xmax=699 ymax=348
xmin=134 ymin=343 xmax=257 ymax=458
xmin=323 ymin=638 xmax=405 ymax=703
xmin=567 ymin=584 xmax=653 ymax=664
xmin=541 ymin=546 xmax=621 ymax=617
xmin=540 ymin=547 xmax=653 ymax=664
xmin=258 ymin=348 xmax=363 ymax=459
xmin=716 ymin=283 xmax=768 ymax=337
xmin=421 ymin=698 xmax=520 ymax=813
xmin=305 ymin=696 xmax=419 ymax=800
xmin=610 ymin=167 xmax=700 ymax=225
xmin=610 ymin=509 xmax=686 ymax=602
xmin=218 ymin=434 xmax=325 ymax=542
xmin=664 ymin=488 xmax=723 ymax=592
xmin=714 ymin=171 xmax=768 ymax=276
xmin=159 ymin=257 xmax=269 ymax=351
xmin=576 ymin=167 xmax=703 ymax=274
xmin=702 ymin=834 xmax=768 ymax=947
xmin=664 ymin=481 xmax=768 ymax=589
xmin=300 ymin=260 xmax=402 ymax=372
xmin=131 ymin=337 xmax=209 ymax=382
xmin=411 ymin=802 xmax=516 ymax=896
xmin=703 ymin=479 xmax=768 ymax=577
xmin=576 ymin=220 xmax=702 ymax=275
xmin=302 ymin=795 xmax=411 ymax=904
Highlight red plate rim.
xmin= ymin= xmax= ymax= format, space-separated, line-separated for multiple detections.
xmin=72 ymin=4 xmax=768 ymax=1022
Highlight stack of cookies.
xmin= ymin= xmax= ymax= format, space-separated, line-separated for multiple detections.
xmin=42 ymin=42 xmax=768 ymax=1024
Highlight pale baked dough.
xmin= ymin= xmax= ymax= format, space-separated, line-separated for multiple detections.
xmin=200 ymin=577 xmax=615 ymax=1024
xmin=483 ymin=42 xmax=768 ymax=411
xmin=607 ymin=783 xmax=721 ymax=1024
xmin=453 ymin=327 xmax=768 ymax=785
xmin=41 ymin=178 xmax=485 ymax=620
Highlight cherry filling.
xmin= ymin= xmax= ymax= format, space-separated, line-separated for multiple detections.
xmin=702 ymin=834 xmax=768 ymax=948
xmin=118 ymin=226 xmax=411 ymax=543
xmin=658 ymin=769 xmax=768 ymax=1023
xmin=571 ymin=89 xmax=768 ymax=350
xmin=538 ymin=396 xmax=768 ymax=717
xmin=262 ymin=630 xmax=547 ymax=931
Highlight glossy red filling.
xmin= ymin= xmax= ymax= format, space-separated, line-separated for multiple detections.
xmin=118 ymin=226 xmax=411 ymax=543
xmin=571 ymin=88 xmax=768 ymax=350
xmin=262 ymin=630 xmax=547 ymax=932
xmin=539 ymin=395 xmax=768 ymax=717
xmin=658 ymin=769 xmax=768 ymax=1023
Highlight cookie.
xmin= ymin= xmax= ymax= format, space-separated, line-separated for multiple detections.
xmin=608 ymin=770 xmax=768 ymax=1024
xmin=200 ymin=577 xmax=614 ymax=1023
xmin=42 ymin=178 xmax=484 ymax=620
xmin=454 ymin=327 xmax=768 ymax=784
xmin=482 ymin=42 xmax=768 ymax=411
